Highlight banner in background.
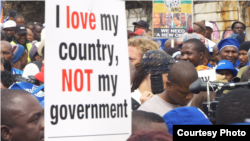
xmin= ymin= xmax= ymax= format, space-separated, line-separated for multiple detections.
xmin=153 ymin=0 xmax=193 ymax=38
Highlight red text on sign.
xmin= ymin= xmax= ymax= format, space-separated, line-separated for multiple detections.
xmin=66 ymin=6 xmax=96 ymax=30
xmin=62 ymin=69 xmax=93 ymax=92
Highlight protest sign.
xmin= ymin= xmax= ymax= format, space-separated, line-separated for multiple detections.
xmin=45 ymin=1 xmax=131 ymax=140
xmin=198 ymin=69 xmax=217 ymax=82
xmin=153 ymin=0 xmax=193 ymax=38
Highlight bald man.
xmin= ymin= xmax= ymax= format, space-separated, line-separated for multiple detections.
xmin=1 ymin=41 xmax=14 ymax=63
xmin=132 ymin=111 xmax=168 ymax=134
xmin=138 ymin=61 xmax=198 ymax=116
xmin=1 ymin=89 xmax=44 ymax=141
xmin=14 ymin=15 xmax=25 ymax=25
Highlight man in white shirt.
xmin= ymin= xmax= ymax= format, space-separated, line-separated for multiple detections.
xmin=138 ymin=61 xmax=198 ymax=116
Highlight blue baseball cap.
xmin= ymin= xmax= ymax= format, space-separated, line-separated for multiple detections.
xmin=218 ymin=38 xmax=239 ymax=51
xmin=163 ymin=107 xmax=212 ymax=135
xmin=216 ymin=60 xmax=238 ymax=77
xmin=12 ymin=44 xmax=25 ymax=63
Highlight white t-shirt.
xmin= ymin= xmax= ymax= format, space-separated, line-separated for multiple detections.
xmin=131 ymin=89 xmax=142 ymax=105
xmin=138 ymin=95 xmax=180 ymax=116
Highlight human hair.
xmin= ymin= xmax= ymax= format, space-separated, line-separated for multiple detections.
xmin=26 ymin=22 xmax=34 ymax=28
xmin=128 ymin=38 xmax=160 ymax=92
xmin=3 ymin=59 xmax=12 ymax=72
xmin=33 ymin=22 xmax=43 ymax=30
xmin=216 ymin=88 xmax=250 ymax=125
xmin=14 ymin=15 xmax=24 ymax=21
xmin=168 ymin=61 xmax=198 ymax=86
xmin=1 ymin=71 xmax=14 ymax=88
xmin=1 ymin=89 xmax=32 ymax=126
xmin=240 ymin=66 xmax=250 ymax=82
xmin=173 ymin=13 xmax=180 ymax=20
xmin=183 ymin=38 xmax=206 ymax=54
xmin=127 ymin=130 xmax=173 ymax=141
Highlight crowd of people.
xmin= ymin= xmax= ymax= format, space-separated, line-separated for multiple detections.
xmin=128 ymin=19 xmax=250 ymax=140
xmin=1 ymin=9 xmax=250 ymax=141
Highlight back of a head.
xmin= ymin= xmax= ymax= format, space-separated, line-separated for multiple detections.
xmin=1 ymin=89 xmax=31 ymax=126
xmin=164 ymin=39 xmax=178 ymax=49
xmin=33 ymin=22 xmax=43 ymax=30
xmin=132 ymin=111 xmax=165 ymax=134
xmin=168 ymin=61 xmax=198 ymax=86
xmin=240 ymin=66 xmax=250 ymax=82
xmin=216 ymin=88 xmax=250 ymax=125
xmin=9 ymin=10 xmax=17 ymax=18
xmin=127 ymin=130 xmax=173 ymax=141
xmin=14 ymin=15 xmax=24 ymax=21
xmin=1 ymin=71 xmax=14 ymax=89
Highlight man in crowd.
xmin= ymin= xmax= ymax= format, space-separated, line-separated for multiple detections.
xmin=131 ymin=50 xmax=174 ymax=107
xmin=216 ymin=88 xmax=250 ymax=125
xmin=132 ymin=111 xmax=168 ymax=134
xmin=205 ymin=21 xmax=213 ymax=40
xmin=1 ymin=71 xmax=14 ymax=89
xmin=181 ymin=39 xmax=211 ymax=71
xmin=27 ymin=28 xmax=34 ymax=42
xmin=12 ymin=44 xmax=28 ymax=70
xmin=33 ymin=22 xmax=44 ymax=42
xmin=1 ymin=42 xmax=24 ymax=74
xmin=26 ymin=22 xmax=34 ymax=30
xmin=218 ymin=38 xmax=239 ymax=68
xmin=14 ymin=15 xmax=25 ymax=25
xmin=193 ymin=20 xmax=216 ymax=49
xmin=238 ymin=41 xmax=250 ymax=69
xmin=11 ymin=24 xmax=32 ymax=62
xmin=3 ymin=20 xmax=16 ymax=42
xmin=138 ymin=61 xmax=198 ymax=116
xmin=231 ymin=21 xmax=246 ymax=40
xmin=1 ymin=89 xmax=44 ymax=141
xmin=133 ymin=20 xmax=149 ymax=33
xmin=8 ymin=10 xmax=17 ymax=21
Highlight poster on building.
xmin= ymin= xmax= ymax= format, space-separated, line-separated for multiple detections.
xmin=153 ymin=0 xmax=193 ymax=38
xmin=45 ymin=0 xmax=131 ymax=140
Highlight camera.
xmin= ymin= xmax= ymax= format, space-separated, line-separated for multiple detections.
xmin=14 ymin=75 xmax=40 ymax=86
xmin=189 ymin=78 xmax=250 ymax=123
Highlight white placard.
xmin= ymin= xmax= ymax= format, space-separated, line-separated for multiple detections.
xmin=45 ymin=1 xmax=131 ymax=140
xmin=198 ymin=69 xmax=217 ymax=82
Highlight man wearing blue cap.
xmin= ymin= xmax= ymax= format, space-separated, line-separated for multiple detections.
xmin=12 ymin=44 xmax=28 ymax=70
xmin=218 ymin=38 xmax=239 ymax=68
xmin=216 ymin=60 xmax=238 ymax=82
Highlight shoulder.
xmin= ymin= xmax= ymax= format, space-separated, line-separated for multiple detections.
xmin=138 ymin=95 xmax=158 ymax=110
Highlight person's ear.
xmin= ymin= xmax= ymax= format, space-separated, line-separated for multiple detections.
xmin=166 ymin=81 xmax=172 ymax=90
xmin=1 ymin=125 xmax=12 ymax=141
xmin=199 ymin=52 xmax=205 ymax=60
xmin=203 ymin=57 xmax=208 ymax=66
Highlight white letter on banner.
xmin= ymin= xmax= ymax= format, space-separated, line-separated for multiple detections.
xmin=177 ymin=129 xmax=183 ymax=136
